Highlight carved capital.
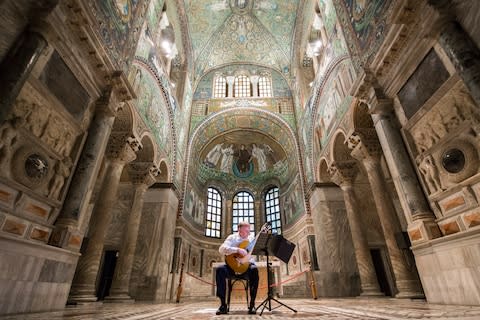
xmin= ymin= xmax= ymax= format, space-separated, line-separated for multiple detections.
xmin=127 ymin=162 xmax=159 ymax=186
xmin=351 ymin=69 xmax=394 ymax=114
xmin=96 ymin=86 xmax=122 ymax=117
xmin=107 ymin=142 xmax=137 ymax=164
xmin=126 ymin=135 xmax=143 ymax=152
xmin=328 ymin=160 xmax=359 ymax=187
xmin=347 ymin=130 xmax=382 ymax=165
xmin=107 ymin=71 xmax=136 ymax=102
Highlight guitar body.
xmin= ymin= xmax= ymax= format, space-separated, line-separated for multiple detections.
xmin=224 ymin=223 xmax=270 ymax=274
xmin=225 ymin=239 xmax=251 ymax=274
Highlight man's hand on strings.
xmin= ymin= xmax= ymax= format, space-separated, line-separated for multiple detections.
xmin=237 ymin=248 xmax=248 ymax=256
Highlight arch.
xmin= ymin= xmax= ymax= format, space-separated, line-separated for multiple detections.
xmin=158 ymin=159 xmax=170 ymax=182
xmin=132 ymin=57 xmax=177 ymax=177
xmin=307 ymin=55 xmax=351 ymax=173
xmin=112 ymin=102 xmax=134 ymax=133
xmin=352 ymin=101 xmax=374 ymax=130
xmin=136 ymin=134 xmax=155 ymax=163
xmin=182 ymin=107 xmax=307 ymax=217
xmin=193 ymin=63 xmax=293 ymax=99
xmin=331 ymin=130 xmax=352 ymax=162
xmin=317 ymin=158 xmax=331 ymax=182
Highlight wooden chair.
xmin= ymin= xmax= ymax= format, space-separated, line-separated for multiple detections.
xmin=226 ymin=272 xmax=250 ymax=311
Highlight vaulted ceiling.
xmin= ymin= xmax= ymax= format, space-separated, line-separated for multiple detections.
xmin=183 ymin=0 xmax=300 ymax=81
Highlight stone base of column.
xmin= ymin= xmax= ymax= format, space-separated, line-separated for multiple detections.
xmin=394 ymin=279 xmax=425 ymax=299
xmin=67 ymin=294 xmax=99 ymax=304
xmin=360 ymin=286 xmax=384 ymax=297
xmin=68 ymin=285 xmax=98 ymax=304
xmin=408 ymin=219 xmax=442 ymax=245
xmin=104 ymin=293 xmax=134 ymax=303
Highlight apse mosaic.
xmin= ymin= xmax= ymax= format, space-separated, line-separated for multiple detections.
xmin=335 ymin=0 xmax=392 ymax=69
xmin=87 ymin=0 xmax=146 ymax=72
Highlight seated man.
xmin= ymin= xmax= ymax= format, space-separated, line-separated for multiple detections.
xmin=216 ymin=221 xmax=259 ymax=315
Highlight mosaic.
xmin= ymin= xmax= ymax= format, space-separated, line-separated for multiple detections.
xmin=87 ymin=0 xmax=147 ymax=72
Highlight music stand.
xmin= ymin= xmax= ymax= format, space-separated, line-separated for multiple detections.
xmin=252 ymin=233 xmax=297 ymax=316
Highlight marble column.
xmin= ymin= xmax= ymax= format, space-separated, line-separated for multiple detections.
xmin=427 ymin=1 xmax=480 ymax=106
xmin=329 ymin=161 xmax=383 ymax=296
xmin=250 ymin=75 xmax=259 ymax=97
xmin=51 ymin=91 xmax=119 ymax=250
xmin=438 ymin=22 xmax=480 ymax=106
xmin=349 ymin=135 xmax=424 ymax=298
xmin=225 ymin=198 xmax=233 ymax=232
xmin=106 ymin=170 xmax=157 ymax=302
xmin=226 ymin=76 xmax=235 ymax=98
xmin=69 ymin=143 xmax=137 ymax=303
xmin=0 ymin=31 xmax=47 ymax=124
xmin=369 ymin=105 xmax=441 ymax=244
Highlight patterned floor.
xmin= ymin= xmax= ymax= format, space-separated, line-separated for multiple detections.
xmin=1 ymin=298 xmax=480 ymax=320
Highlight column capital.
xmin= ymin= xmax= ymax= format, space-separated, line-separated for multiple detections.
xmin=225 ymin=75 xmax=235 ymax=84
xmin=351 ymin=69 xmax=394 ymax=115
xmin=328 ymin=160 xmax=359 ymax=188
xmin=347 ymin=130 xmax=382 ymax=166
xmin=128 ymin=162 xmax=158 ymax=187
xmin=107 ymin=142 xmax=137 ymax=164
xmin=108 ymin=70 xmax=137 ymax=101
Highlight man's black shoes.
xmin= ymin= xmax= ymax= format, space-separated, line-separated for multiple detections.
xmin=216 ymin=304 xmax=228 ymax=315
xmin=248 ymin=305 xmax=256 ymax=314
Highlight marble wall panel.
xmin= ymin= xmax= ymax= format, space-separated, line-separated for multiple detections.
xmin=413 ymin=231 xmax=480 ymax=305
xmin=0 ymin=236 xmax=79 ymax=314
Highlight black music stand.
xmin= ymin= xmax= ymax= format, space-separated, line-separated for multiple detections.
xmin=252 ymin=233 xmax=297 ymax=316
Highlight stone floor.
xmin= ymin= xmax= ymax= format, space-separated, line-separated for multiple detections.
xmin=1 ymin=298 xmax=480 ymax=320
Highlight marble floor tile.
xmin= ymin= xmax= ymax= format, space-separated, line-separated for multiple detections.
xmin=1 ymin=298 xmax=480 ymax=319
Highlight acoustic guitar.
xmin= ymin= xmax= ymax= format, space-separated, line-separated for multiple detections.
xmin=225 ymin=223 xmax=270 ymax=274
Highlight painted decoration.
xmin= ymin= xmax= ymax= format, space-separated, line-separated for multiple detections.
xmin=87 ymin=0 xmax=147 ymax=72
xmin=334 ymin=0 xmax=392 ymax=69
xmin=131 ymin=65 xmax=171 ymax=156
xmin=184 ymin=0 xmax=299 ymax=80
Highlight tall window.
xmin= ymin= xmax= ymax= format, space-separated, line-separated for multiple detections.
xmin=213 ymin=76 xmax=227 ymax=98
xmin=265 ymin=187 xmax=281 ymax=234
xmin=205 ymin=187 xmax=222 ymax=238
xmin=232 ymin=191 xmax=255 ymax=233
xmin=234 ymin=75 xmax=251 ymax=97
xmin=258 ymin=76 xmax=272 ymax=97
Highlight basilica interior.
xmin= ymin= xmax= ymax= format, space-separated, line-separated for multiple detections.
xmin=1 ymin=0 xmax=480 ymax=318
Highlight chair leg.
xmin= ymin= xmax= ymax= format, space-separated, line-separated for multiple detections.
xmin=245 ymin=281 xmax=249 ymax=309
xmin=227 ymin=280 xmax=232 ymax=312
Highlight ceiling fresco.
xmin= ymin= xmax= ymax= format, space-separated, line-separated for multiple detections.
xmin=183 ymin=0 xmax=300 ymax=80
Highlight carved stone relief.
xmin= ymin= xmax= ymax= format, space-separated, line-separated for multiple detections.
xmin=12 ymin=98 xmax=79 ymax=159
xmin=410 ymin=83 xmax=478 ymax=156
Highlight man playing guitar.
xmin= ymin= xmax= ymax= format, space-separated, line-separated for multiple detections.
xmin=216 ymin=221 xmax=262 ymax=315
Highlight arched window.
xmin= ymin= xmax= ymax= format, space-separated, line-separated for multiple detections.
xmin=234 ymin=75 xmax=251 ymax=97
xmin=205 ymin=187 xmax=222 ymax=238
xmin=265 ymin=187 xmax=281 ymax=234
xmin=258 ymin=76 xmax=272 ymax=97
xmin=232 ymin=191 xmax=255 ymax=233
xmin=213 ymin=76 xmax=227 ymax=98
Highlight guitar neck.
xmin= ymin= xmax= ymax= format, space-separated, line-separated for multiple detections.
xmin=246 ymin=224 xmax=268 ymax=252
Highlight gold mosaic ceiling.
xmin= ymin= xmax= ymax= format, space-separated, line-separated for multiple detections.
xmin=184 ymin=0 xmax=300 ymax=79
